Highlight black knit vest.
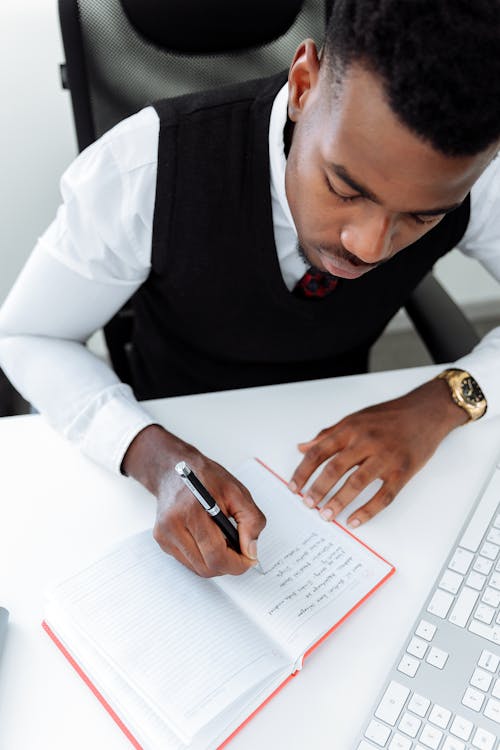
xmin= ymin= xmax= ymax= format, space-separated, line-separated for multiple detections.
xmin=130 ymin=72 xmax=470 ymax=400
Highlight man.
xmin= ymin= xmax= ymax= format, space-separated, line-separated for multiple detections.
xmin=1 ymin=0 xmax=499 ymax=577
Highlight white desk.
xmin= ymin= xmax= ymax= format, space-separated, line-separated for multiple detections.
xmin=1 ymin=366 xmax=500 ymax=750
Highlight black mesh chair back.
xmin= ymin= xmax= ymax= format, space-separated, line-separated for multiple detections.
xmin=59 ymin=0 xmax=330 ymax=152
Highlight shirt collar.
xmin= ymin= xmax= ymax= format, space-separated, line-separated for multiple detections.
xmin=268 ymin=82 xmax=297 ymax=234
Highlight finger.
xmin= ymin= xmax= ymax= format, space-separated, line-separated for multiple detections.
xmin=154 ymin=522 xmax=214 ymax=577
xmin=222 ymin=485 xmax=267 ymax=563
xmin=185 ymin=521 xmax=253 ymax=576
xmin=154 ymin=495 xmax=237 ymax=577
xmin=346 ymin=478 xmax=403 ymax=528
xmin=302 ymin=446 xmax=363 ymax=508
xmin=191 ymin=511 xmax=257 ymax=575
xmin=318 ymin=457 xmax=381 ymax=521
xmin=164 ymin=541 xmax=203 ymax=576
xmin=289 ymin=431 xmax=346 ymax=494
xmin=297 ymin=427 xmax=333 ymax=452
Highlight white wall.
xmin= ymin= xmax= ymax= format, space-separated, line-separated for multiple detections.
xmin=0 ymin=1 xmax=76 ymax=305
xmin=0 ymin=2 xmax=498 ymax=324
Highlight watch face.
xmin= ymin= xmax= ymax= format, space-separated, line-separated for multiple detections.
xmin=461 ymin=376 xmax=486 ymax=405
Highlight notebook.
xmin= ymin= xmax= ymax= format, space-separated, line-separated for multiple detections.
xmin=42 ymin=458 xmax=395 ymax=750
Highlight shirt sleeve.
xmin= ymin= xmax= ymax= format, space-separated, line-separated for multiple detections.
xmin=453 ymin=157 xmax=500 ymax=418
xmin=0 ymin=107 xmax=160 ymax=474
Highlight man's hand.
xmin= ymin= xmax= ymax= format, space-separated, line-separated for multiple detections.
xmin=122 ymin=425 xmax=266 ymax=577
xmin=288 ymin=379 xmax=468 ymax=528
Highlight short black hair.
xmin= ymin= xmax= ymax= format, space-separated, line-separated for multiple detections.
xmin=323 ymin=0 xmax=500 ymax=156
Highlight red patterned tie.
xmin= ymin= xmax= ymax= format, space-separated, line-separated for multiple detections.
xmin=293 ymin=268 xmax=339 ymax=299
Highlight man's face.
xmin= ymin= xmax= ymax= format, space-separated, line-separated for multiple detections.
xmin=285 ymin=43 xmax=497 ymax=279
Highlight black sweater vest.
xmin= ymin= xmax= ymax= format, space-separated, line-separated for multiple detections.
xmin=130 ymin=73 xmax=470 ymax=400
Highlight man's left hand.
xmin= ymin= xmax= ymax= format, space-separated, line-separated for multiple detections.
xmin=288 ymin=378 xmax=468 ymax=528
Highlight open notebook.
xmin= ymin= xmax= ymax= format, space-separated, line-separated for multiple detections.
xmin=43 ymin=458 xmax=394 ymax=750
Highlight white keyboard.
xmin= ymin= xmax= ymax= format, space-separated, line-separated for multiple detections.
xmin=356 ymin=466 xmax=500 ymax=750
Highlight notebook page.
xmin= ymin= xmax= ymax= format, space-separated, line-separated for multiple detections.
xmin=45 ymin=606 xmax=289 ymax=750
xmin=45 ymin=531 xmax=289 ymax=743
xmin=44 ymin=607 xmax=185 ymax=750
xmin=215 ymin=460 xmax=392 ymax=661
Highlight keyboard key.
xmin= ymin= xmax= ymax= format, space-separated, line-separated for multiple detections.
xmin=478 ymin=648 xmax=499 ymax=672
xmin=365 ymin=719 xmax=391 ymax=746
xmin=469 ymin=619 xmax=500 ymax=644
xmin=442 ymin=737 xmax=465 ymax=750
xmin=483 ymin=696 xmax=500 ymax=724
xmin=428 ymin=704 xmax=451 ymax=729
xmin=406 ymin=636 xmax=428 ymax=659
xmin=481 ymin=586 xmax=500 ymax=608
xmin=494 ymin=513 xmax=500 ymax=529
xmin=480 ymin=542 xmax=499 ymax=560
xmin=407 ymin=692 xmax=430 ymax=718
xmin=462 ymin=686 xmax=485 ymax=712
xmin=460 ymin=492 xmax=500 ymax=552
xmin=427 ymin=589 xmax=454 ymax=618
xmin=471 ymin=726 xmax=496 ymax=750
xmin=419 ymin=723 xmax=443 ymax=749
xmin=473 ymin=556 xmax=493 ymax=575
xmin=426 ymin=647 xmax=448 ymax=669
xmin=492 ymin=678 xmax=500 ymax=698
xmin=489 ymin=571 xmax=500 ymax=589
xmin=388 ymin=734 xmax=411 ymax=750
xmin=415 ymin=620 xmax=436 ymax=641
xmin=448 ymin=586 xmax=479 ymax=627
xmin=449 ymin=547 xmax=474 ymax=574
xmin=470 ymin=667 xmax=493 ymax=691
xmin=487 ymin=527 xmax=500 ymax=545
xmin=450 ymin=714 xmax=473 ymax=740
xmin=466 ymin=571 xmax=487 ymax=590
xmin=358 ymin=742 xmax=378 ymax=750
xmin=375 ymin=681 xmax=410 ymax=726
xmin=474 ymin=603 xmax=495 ymax=624
xmin=397 ymin=654 xmax=420 ymax=677
xmin=439 ymin=569 xmax=463 ymax=594
xmin=398 ymin=711 xmax=421 ymax=737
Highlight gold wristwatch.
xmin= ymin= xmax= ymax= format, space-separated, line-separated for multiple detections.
xmin=435 ymin=368 xmax=487 ymax=421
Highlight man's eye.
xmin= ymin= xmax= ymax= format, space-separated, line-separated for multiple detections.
xmin=412 ymin=213 xmax=444 ymax=225
xmin=324 ymin=176 xmax=360 ymax=203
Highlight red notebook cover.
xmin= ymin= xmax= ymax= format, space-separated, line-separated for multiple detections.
xmin=42 ymin=460 xmax=395 ymax=750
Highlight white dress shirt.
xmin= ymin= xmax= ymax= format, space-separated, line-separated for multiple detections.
xmin=0 ymin=84 xmax=499 ymax=475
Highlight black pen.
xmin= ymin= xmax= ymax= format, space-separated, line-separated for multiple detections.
xmin=175 ymin=461 xmax=241 ymax=554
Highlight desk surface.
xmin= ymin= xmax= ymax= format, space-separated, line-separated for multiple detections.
xmin=1 ymin=366 xmax=500 ymax=750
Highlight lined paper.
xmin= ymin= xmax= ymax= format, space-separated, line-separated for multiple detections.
xmin=47 ymin=532 xmax=288 ymax=741
xmin=216 ymin=460 xmax=392 ymax=656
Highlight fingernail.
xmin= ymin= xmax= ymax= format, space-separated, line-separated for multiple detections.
xmin=348 ymin=518 xmax=361 ymax=528
xmin=288 ymin=480 xmax=298 ymax=492
xmin=320 ymin=508 xmax=333 ymax=521
xmin=304 ymin=495 xmax=315 ymax=508
xmin=247 ymin=539 xmax=258 ymax=560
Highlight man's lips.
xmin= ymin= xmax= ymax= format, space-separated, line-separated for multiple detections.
xmin=317 ymin=248 xmax=376 ymax=279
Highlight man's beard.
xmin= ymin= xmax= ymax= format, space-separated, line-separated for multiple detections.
xmin=297 ymin=242 xmax=338 ymax=277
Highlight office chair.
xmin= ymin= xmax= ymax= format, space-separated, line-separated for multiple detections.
xmin=58 ymin=0 xmax=479 ymax=387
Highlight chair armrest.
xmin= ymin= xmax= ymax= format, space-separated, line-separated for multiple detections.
xmin=404 ymin=272 xmax=480 ymax=363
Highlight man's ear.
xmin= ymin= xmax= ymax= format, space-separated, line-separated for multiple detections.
xmin=288 ymin=39 xmax=321 ymax=123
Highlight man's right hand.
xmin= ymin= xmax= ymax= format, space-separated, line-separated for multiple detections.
xmin=122 ymin=424 xmax=266 ymax=577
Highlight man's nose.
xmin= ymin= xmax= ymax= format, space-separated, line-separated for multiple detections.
xmin=340 ymin=208 xmax=394 ymax=265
